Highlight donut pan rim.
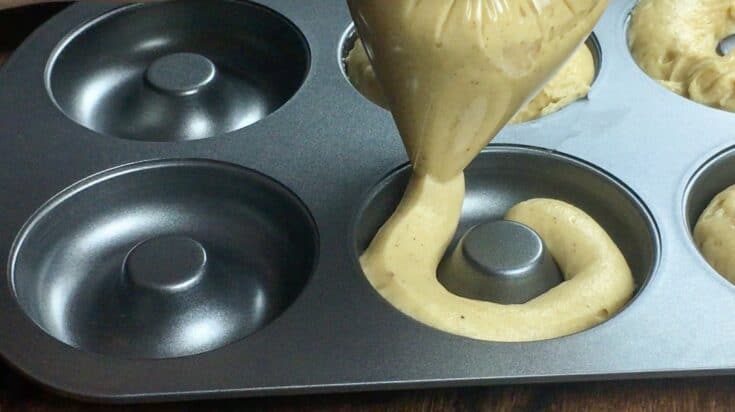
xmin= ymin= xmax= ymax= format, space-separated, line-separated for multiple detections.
xmin=0 ymin=0 xmax=734 ymax=403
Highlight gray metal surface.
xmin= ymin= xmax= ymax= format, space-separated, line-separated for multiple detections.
xmin=0 ymin=0 xmax=732 ymax=403
xmin=438 ymin=220 xmax=563 ymax=304
xmin=10 ymin=159 xmax=317 ymax=359
xmin=45 ymin=1 xmax=310 ymax=141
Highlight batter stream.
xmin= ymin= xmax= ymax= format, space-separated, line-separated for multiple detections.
xmin=349 ymin=0 xmax=634 ymax=341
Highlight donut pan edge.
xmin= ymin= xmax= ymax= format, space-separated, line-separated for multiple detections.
xmin=0 ymin=0 xmax=733 ymax=402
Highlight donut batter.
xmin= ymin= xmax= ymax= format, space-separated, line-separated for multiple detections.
xmin=345 ymin=38 xmax=596 ymax=124
xmin=350 ymin=0 xmax=634 ymax=341
xmin=694 ymin=185 xmax=735 ymax=283
xmin=628 ymin=0 xmax=735 ymax=111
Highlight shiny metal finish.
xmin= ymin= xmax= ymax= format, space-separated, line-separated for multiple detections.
xmin=0 ymin=0 xmax=733 ymax=403
xmin=125 ymin=236 xmax=208 ymax=292
xmin=10 ymin=160 xmax=318 ymax=359
xmin=438 ymin=220 xmax=563 ymax=304
xmin=717 ymin=34 xmax=735 ymax=56
xmin=45 ymin=0 xmax=310 ymax=141
xmin=145 ymin=53 xmax=217 ymax=97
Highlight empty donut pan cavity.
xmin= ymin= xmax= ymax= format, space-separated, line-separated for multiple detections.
xmin=46 ymin=0 xmax=310 ymax=141
xmin=0 ymin=0 xmax=733 ymax=402
xmin=11 ymin=160 xmax=317 ymax=359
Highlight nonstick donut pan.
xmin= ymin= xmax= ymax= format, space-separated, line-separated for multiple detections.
xmin=0 ymin=0 xmax=734 ymax=403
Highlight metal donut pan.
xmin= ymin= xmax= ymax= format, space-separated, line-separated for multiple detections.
xmin=0 ymin=0 xmax=733 ymax=403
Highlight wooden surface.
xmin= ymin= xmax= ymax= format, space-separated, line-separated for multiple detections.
xmin=3 ymin=368 xmax=735 ymax=412
xmin=2 ymin=3 xmax=735 ymax=411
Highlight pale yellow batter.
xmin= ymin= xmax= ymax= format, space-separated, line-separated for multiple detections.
xmin=694 ymin=185 xmax=735 ymax=283
xmin=345 ymin=37 xmax=596 ymax=124
xmin=350 ymin=0 xmax=635 ymax=342
xmin=628 ymin=0 xmax=735 ymax=111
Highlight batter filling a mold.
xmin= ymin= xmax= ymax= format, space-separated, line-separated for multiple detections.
xmin=628 ymin=0 xmax=735 ymax=111
xmin=349 ymin=0 xmax=635 ymax=342
xmin=695 ymin=185 xmax=735 ymax=284
xmin=345 ymin=35 xmax=596 ymax=124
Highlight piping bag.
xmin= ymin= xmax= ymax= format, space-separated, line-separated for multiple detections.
xmin=348 ymin=0 xmax=611 ymax=336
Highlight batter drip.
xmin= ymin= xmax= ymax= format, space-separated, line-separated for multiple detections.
xmin=350 ymin=0 xmax=634 ymax=341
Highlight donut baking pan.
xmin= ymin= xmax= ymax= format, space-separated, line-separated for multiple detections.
xmin=0 ymin=0 xmax=734 ymax=403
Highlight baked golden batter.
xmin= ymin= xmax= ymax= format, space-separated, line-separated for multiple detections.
xmin=629 ymin=0 xmax=735 ymax=111
xmin=345 ymin=38 xmax=596 ymax=124
xmin=350 ymin=0 xmax=633 ymax=341
xmin=694 ymin=185 xmax=735 ymax=283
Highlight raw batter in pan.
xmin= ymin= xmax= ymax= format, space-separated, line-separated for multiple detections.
xmin=349 ymin=0 xmax=634 ymax=342
xmin=629 ymin=0 xmax=735 ymax=111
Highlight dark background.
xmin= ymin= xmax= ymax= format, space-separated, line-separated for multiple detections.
xmin=1 ymin=3 xmax=734 ymax=411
